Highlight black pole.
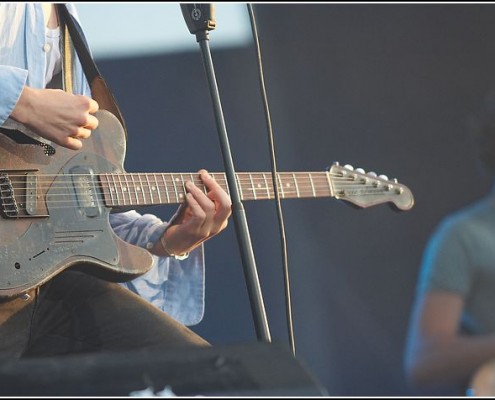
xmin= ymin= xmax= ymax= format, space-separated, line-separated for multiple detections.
xmin=180 ymin=3 xmax=272 ymax=343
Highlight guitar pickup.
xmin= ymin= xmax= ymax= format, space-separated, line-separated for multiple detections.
xmin=70 ymin=166 xmax=102 ymax=217
xmin=25 ymin=172 xmax=37 ymax=215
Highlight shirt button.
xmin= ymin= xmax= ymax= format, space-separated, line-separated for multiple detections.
xmin=43 ymin=43 xmax=51 ymax=52
xmin=146 ymin=242 xmax=153 ymax=250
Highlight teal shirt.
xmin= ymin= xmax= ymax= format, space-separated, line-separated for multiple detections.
xmin=418 ymin=196 xmax=495 ymax=334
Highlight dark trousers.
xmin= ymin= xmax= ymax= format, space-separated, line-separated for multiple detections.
xmin=0 ymin=270 xmax=209 ymax=358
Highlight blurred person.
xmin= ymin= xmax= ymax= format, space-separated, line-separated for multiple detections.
xmin=404 ymin=91 xmax=495 ymax=395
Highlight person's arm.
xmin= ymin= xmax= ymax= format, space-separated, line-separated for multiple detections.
xmin=9 ymin=85 xmax=99 ymax=150
xmin=0 ymin=66 xmax=29 ymax=125
xmin=110 ymin=170 xmax=232 ymax=325
xmin=0 ymin=63 xmax=98 ymax=150
xmin=405 ymin=290 xmax=495 ymax=389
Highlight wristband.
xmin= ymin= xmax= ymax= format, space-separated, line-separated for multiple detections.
xmin=160 ymin=236 xmax=189 ymax=260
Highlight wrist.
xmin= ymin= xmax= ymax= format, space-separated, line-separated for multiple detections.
xmin=10 ymin=86 xmax=36 ymax=125
xmin=159 ymin=235 xmax=189 ymax=260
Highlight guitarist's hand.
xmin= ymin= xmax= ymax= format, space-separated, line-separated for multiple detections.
xmin=10 ymin=86 xmax=99 ymax=150
xmin=152 ymin=170 xmax=232 ymax=258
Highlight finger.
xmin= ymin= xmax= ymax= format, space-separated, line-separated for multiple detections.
xmin=200 ymin=171 xmax=231 ymax=204
xmin=84 ymin=114 xmax=99 ymax=130
xmin=72 ymin=127 xmax=92 ymax=140
xmin=185 ymin=182 xmax=216 ymax=223
xmin=88 ymin=98 xmax=99 ymax=113
xmin=185 ymin=188 xmax=230 ymax=237
xmin=199 ymin=171 xmax=232 ymax=222
xmin=181 ymin=192 xmax=214 ymax=239
xmin=63 ymin=136 xmax=83 ymax=150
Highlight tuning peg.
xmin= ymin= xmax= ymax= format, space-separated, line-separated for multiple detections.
xmin=378 ymin=174 xmax=389 ymax=181
xmin=355 ymin=168 xmax=365 ymax=174
xmin=344 ymin=164 xmax=354 ymax=171
xmin=367 ymin=171 xmax=377 ymax=177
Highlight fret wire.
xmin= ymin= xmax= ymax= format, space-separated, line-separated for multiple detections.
xmin=252 ymin=174 xmax=264 ymax=200
xmin=123 ymin=174 xmax=133 ymax=205
xmin=292 ymin=173 xmax=300 ymax=198
xmin=107 ymin=175 xmax=114 ymax=205
xmin=171 ymin=173 xmax=179 ymax=203
xmin=308 ymin=173 xmax=316 ymax=197
xmin=145 ymin=174 xmax=154 ymax=205
xmin=162 ymin=174 xmax=171 ymax=204
xmin=236 ymin=173 xmax=244 ymax=201
xmin=114 ymin=174 xmax=122 ymax=204
xmin=154 ymin=173 xmax=163 ymax=203
xmin=138 ymin=174 xmax=146 ymax=204
xmin=325 ymin=172 xmax=334 ymax=197
xmin=277 ymin=174 xmax=285 ymax=199
xmin=103 ymin=174 xmax=115 ymax=206
xmin=250 ymin=174 xmax=260 ymax=200
xmin=259 ymin=173 xmax=270 ymax=200
xmin=217 ymin=173 xmax=229 ymax=194
xmin=130 ymin=174 xmax=139 ymax=204
xmin=178 ymin=174 xmax=186 ymax=202
xmin=248 ymin=173 xmax=256 ymax=200
xmin=262 ymin=173 xmax=270 ymax=199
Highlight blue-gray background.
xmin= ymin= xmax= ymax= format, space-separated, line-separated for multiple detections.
xmin=84 ymin=3 xmax=495 ymax=396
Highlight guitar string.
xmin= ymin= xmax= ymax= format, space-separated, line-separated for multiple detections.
xmin=6 ymin=180 xmax=400 ymax=197
xmin=2 ymin=174 xmax=403 ymax=209
xmin=1 ymin=189 xmax=399 ymax=210
xmin=4 ymin=175 xmax=398 ymax=189
xmin=6 ymin=179 xmax=396 ymax=196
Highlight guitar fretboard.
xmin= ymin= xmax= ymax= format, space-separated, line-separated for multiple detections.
xmin=99 ymin=172 xmax=334 ymax=207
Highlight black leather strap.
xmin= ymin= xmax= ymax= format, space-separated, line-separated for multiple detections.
xmin=56 ymin=4 xmax=100 ymax=84
xmin=56 ymin=4 xmax=128 ymax=138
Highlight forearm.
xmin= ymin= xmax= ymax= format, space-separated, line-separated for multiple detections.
xmin=407 ymin=334 xmax=495 ymax=389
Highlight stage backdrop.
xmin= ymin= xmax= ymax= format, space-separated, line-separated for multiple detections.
xmin=95 ymin=4 xmax=495 ymax=396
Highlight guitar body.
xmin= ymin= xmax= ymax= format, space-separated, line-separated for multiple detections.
xmin=0 ymin=111 xmax=153 ymax=298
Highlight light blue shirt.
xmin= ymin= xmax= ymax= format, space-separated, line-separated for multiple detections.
xmin=0 ymin=2 xmax=205 ymax=326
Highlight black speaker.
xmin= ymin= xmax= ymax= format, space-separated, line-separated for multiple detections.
xmin=0 ymin=342 xmax=328 ymax=396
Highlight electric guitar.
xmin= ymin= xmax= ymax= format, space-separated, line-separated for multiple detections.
xmin=0 ymin=110 xmax=414 ymax=297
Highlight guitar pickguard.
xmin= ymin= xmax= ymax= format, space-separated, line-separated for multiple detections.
xmin=0 ymin=111 xmax=154 ymax=297
xmin=0 ymin=153 xmax=119 ymax=294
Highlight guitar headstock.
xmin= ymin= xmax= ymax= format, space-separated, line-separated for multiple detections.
xmin=328 ymin=162 xmax=414 ymax=211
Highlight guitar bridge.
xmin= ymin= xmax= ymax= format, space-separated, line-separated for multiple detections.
xmin=0 ymin=170 xmax=48 ymax=218
xmin=0 ymin=173 xmax=18 ymax=217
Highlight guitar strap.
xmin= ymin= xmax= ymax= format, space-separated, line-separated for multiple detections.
xmin=56 ymin=4 xmax=128 ymax=139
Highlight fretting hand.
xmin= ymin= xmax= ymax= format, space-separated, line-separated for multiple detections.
xmin=152 ymin=169 xmax=232 ymax=257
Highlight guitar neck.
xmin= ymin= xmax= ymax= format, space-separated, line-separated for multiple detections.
xmin=99 ymin=171 xmax=334 ymax=207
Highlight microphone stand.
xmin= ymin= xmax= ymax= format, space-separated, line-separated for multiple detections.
xmin=180 ymin=3 xmax=272 ymax=343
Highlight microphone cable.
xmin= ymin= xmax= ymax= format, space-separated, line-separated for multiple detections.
xmin=246 ymin=3 xmax=295 ymax=357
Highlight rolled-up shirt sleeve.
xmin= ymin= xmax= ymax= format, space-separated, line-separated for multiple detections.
xmin=110 ymin=210 xmax=205 ymax=326
xmin=0 ymin=66 xmax=28 ymax=125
